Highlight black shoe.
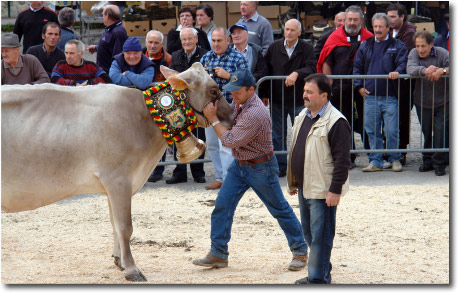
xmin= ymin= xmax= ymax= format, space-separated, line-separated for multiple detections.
xmin=166 ymin=176 xmax=187 ymax=184
xmin=419 ymin=163 xmax=434 ymax=172
xmin=148 ymin=173 xmax=163 ymax=182
xmin=278 ymin=170 xmax=287 ymax=177
xmin=193 ymin=176 xmax=206 ymax=183
xmin=400 ymin=153 xmax=407 ymax=166
xmin=435 ymin=167 xmax=445 ymax=176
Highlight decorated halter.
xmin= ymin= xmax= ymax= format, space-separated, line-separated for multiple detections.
xmin=143 ymin=81 xmax=198 ymax=146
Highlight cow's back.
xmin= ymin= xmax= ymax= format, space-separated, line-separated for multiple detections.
xmin=1 ymin=84 xmax=167 ymax=212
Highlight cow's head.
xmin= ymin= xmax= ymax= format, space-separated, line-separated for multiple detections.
xmin=161 ymin=63 xmax=234 ymax=128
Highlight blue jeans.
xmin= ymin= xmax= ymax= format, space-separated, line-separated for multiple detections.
xmin=271 ymin=103 xmax=304 ymax=172
xmin=205 ymin=126 xmax=234 ymax=182
xmin=209 ymin=156 xmax=307 ymax=259
xmin=364 ymin=95 xmax=401 ymax=168
xmin=297 ymin=189 xmax=336 ymax=284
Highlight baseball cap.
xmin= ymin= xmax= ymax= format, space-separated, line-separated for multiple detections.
xmin=229 ymin=23 xmax=248 ymax=34
xmin=222 ymin=70 xmax=256 ymax=92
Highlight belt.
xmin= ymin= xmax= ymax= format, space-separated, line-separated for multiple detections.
xmin=237 ymin=151 xmax=274 ymax=167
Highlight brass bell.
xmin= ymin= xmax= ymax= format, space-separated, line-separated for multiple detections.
xmin=175 ymin=132 xmax=206 ymax=163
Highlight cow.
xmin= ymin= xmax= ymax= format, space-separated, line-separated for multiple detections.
xmin=1 ymin=62 xmax=233 ymax=282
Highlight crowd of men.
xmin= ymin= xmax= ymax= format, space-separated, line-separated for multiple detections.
xmin=1 ymin=1 xmax=449 ymax=284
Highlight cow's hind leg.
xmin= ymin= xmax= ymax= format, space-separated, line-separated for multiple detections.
xmin=105 ymin=180 xmax=147 ymax=282
xmin=108 ymin=199 xmax=122 ymax=269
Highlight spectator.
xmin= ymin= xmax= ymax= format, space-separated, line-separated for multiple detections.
xmin=1 ymin=33 xmax=49 ymax=85
xmin=193 ymin=70 xmax=308 ymax=271
xmin=386 ymin=3 xmax=417 ymax=165
xmin=26 ymin=22 xmax=65 ymax=78
xmin=51 ymin=39 xmax=111 ymax=86
xmin=87 ymin=5 xmax=128 ymax=73
xmin=229 ymin=22 xmax=268 ymax=81
xmin=317 ymin=5 xmax=373 ymax=168
xmin=434 ymin=13 xmax=449 ymax=50
xmin=259 ymin=19 xmax=316 ymax=177
xmin=314 ymin=11 xmax=345 ymax=60
xmin=163 ymin=27 xmax=209 ymax=185
xmin=13 ymin=1 xmax=58 ymax=54
xmin=200 ymin=27 xmax=249 ymax=190
xmin=57 ymin=7 xmax=79 ymax=51
xmin=109 ymin=37 xmax=155 ymax=90
xmin=196 ymin=4 xmax=217 ymax=45
xmin=167 ymin=7 xmax=210 ymax=54
xmin=288 ymin=73 xmax=351 ymax=284
xmin=238 ymin=1 xmax=274 ymax=56
xmin=407 ymin=31 xmax=449 ymax=176
xmin=143 ymin=30 xmax=172 ymax=83
xmin=143 ymin=30 xmax=173 ymax=183
xmin=353 ymin=13 xmax=408 ymax=172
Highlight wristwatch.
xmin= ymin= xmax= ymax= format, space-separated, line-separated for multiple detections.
xmin=442 ymin=68 xmax=447 ymax=74
xmin=211 ymin=121 xmax=221 ymax=127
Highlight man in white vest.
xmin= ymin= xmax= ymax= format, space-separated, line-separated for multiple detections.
xmin=287 ymin=73 xmax=351 ymax=284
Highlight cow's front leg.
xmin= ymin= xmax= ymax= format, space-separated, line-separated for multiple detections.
xmin=108 ymin=198 xmax=121 ymax=269
xmin=106 ymin=182 xmax=147 ymax=282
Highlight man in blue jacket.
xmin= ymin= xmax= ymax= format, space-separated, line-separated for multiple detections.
xmin=109 ymin=37 xmax=155 ymax=90
xmin=353 ymin=13 xmax=408 ymax=173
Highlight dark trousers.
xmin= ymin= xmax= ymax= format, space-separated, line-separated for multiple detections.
xmin=415 ymin=103 xmax=449 ymax=168
xmin=171 ymin=127 xmax=206 ymax=179
xmin=331 ymin=86 xmax=370 ymax=162
xmin=398 ymin=80 xmax=415 ymax=149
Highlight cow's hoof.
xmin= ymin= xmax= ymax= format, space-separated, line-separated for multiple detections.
xmin=113 ymin=256 xmax=124 ymax=270
xmin=125 ymin=270 xmax=147 ymax=282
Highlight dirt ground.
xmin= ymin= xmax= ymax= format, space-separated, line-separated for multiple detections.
xmin=1 ymin=173 xmax=449 ymax=284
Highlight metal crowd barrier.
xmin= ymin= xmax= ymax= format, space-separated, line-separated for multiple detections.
xmin=157 ymin=74 xmax=449 ymax=166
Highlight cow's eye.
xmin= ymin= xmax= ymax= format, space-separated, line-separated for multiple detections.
xmin=210 ymin=88 xmax=218 ymax=96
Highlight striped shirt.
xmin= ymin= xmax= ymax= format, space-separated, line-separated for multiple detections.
xmin=220 ymin=93 xmax=273 ymax=160
xmin=200 ymin=46 xmax=248 ymax=102
xmin=51 ymin=59 xmax=111 ymax=86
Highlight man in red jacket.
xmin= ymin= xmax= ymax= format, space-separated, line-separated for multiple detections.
xmin=317 ymin=5 xmax=373 ymax=168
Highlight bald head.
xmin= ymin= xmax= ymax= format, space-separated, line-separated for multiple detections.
xmin=285 ymin=18 xmax=302 ymax=31
xmin=334 ymin=12 xmax=346 ymax=28
xmin=103 ymin=5 xmax=121 ymax=26
xmin=284 ymin=19 xmax=302 ymax=46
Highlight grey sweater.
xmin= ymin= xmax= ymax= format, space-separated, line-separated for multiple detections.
xmin=407 ymin=46 xmax=449 ymax=109
xmin=1 ymin=54 xmax=50 ymax=85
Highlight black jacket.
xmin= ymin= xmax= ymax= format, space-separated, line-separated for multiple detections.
xmin=166 ymin=27 xmax=210 ymax=54
xmin=259 ymin=38 xmax=316 ymax=106
xmin=169 ymin=47 xmax=208 ymax=73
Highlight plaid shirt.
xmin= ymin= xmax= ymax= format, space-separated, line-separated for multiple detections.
xmin=200 ymin=46 xmax=248 ymax=102
xmin=220 ymin=93 xmax=273 ymax=160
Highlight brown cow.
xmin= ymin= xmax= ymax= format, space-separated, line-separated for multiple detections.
xmin=1 ymin=63 xmax=233 ymax=281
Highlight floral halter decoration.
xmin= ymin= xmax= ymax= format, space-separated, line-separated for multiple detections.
xmin=143 ymin=81 xmax=198 ymax=145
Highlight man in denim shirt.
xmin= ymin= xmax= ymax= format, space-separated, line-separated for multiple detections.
xmin=353 ymin=13 xmax=408 ymax=173
xmin=200 ymin=27 xmax=248 ymax=190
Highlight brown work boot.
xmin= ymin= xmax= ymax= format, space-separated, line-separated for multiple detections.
xmin=192 ymin=253 xmax=228 ymax=268
xmin=288 ymin=254 xmax=308 ymax=271
xmin=205 ymin=180 xmax=222 ymax=190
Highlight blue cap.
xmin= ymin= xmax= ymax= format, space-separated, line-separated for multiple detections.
xmin=122 ymin=37 xmax=142 ymax=52
xmin=229 ymin=23 xmax=248 ymax=34
xmin=223 ymin=70 xmax=256 ymax=92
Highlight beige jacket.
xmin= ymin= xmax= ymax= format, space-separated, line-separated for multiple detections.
xmin=286 ymin=104 xmax=349 ymax=199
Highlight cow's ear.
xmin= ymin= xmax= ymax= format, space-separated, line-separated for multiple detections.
xmin=161 ymin=65 xmax=179 ymax=79
xmin=168 ymin=76 xmax=190 ymax=91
